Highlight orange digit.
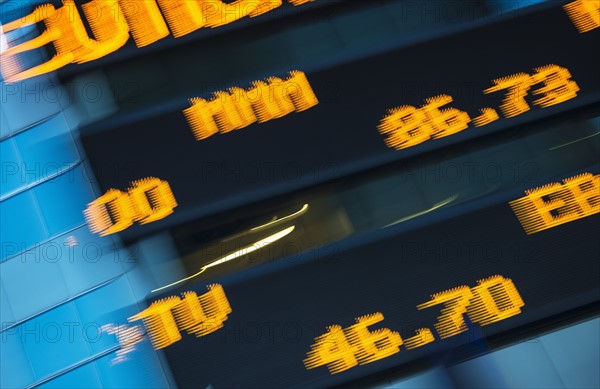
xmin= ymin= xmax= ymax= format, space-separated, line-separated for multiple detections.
xmin=468 ymin=275 xmax=525 ymax=326
xmin=421 ymin=94 xmax=471 ymax=139
xmin=304 ymin=325 xmax=358 ymax=374
xmin=531 ymin=64 xmax=580 ymax=108
xmin=378 ymin=106 xmax=432 ymax=150
xmin=129 ymin=177 xmax=178 ymax=224
xmin=484 ymin=73 xmax=533 ymax=118
xmin=472 ymin=108 xmax=500 ymax=127
xmin=345 ymin=313 xmax=403 ymax=364
xmin=417 ymin=286 xmax=473 ymax=339
xmin=84 ymin=189 xmax=136 ymax=236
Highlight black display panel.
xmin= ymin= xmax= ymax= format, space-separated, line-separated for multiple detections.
xmin=80 ymin=1 xmax=600 ymax=240
xmin=150 ymin=169 xmax=600 ymax=388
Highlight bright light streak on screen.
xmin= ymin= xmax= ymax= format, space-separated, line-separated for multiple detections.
xmin=151 ymin=225 xmax=296 ymax=293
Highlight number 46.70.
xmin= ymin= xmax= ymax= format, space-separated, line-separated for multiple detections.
xmin=304 ymin=275 xmax=524 ymax=375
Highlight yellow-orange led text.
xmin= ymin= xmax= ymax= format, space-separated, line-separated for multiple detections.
xmin=84 ymin=177 xmax=177 ymax=236
xmin=378 ymin=65 xmax=579 ymax=150
xmin=129 ymin=284 xmax=232 ymax=350
xmin=305 ymin=275 xmax=524 ymax=375
xmin=510 ymin=172 xmax=600 ymax=234
xmin=0 ymin=0 xmax=314 ymax=82
xmin=564 ymin=0 xmax=600 ymax=33
xmin=183 ymin=70 xmax=318 ymax=140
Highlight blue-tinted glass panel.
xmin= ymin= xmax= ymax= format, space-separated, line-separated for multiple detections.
xmin=0 ymin=332 xmax=35 ymax=389
xmin=34 ymin=165 xmax=95 ymax=236
xmin=0 ymin=190 xmax=47 ymax=262
xmin=38 ymin=362 xmax=103 ymax=389
xmin=541 ymin=318 xmax=600 ymax=389
xmin=0 ymin=137 xmax=24 ymax=197
xmin=1 ymin=73 xmax=63 ymax=132
xmin=23 ymin=302 xmax=93 ymax=379
xmin=1 ymin=245 xmax=69 ymax=321
xmin=14 ymin=114 xmax=79 ymax=186
xmin=56 ymin=226 xmax=124 ymax=298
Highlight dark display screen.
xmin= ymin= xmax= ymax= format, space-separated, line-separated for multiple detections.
xmin=80 ymin=1 xmax=600 ymax=240
xmin=76 ymin=2 xmax=600 ymax=386
xmin=152 ymin=183 xmax=599 ymax=388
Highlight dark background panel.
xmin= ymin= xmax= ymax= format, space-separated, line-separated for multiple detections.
xmin=80 ymin=2 xmax=600 ymax=240
xmin=156 ymin=192 xmax=600 ymax=388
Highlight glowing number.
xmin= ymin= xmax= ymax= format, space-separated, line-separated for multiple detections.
xmin=468 ymin=275 xmax=525 ymax=326
xmin=378 ymin=95 xmax=473 ymax=150
xmin=84 ymin=189 xmax=136 ymax=236
xmin=484 ymin=73 xmax=533 ymax=118
xmin=380 ymin=65 xmax=578 ymax=149
xmin=85 ymin=177 xmax=177 ymax=236
xmin=564 ymin=0 xmax=600 ymax=33
xmin=184 ymin=71 xmax=318 ymax=140
xmin=421 ymin=94 xmax=471 ymax=139
xmin=417 ymin=286 xmax=473 ymax=339
xmin=484 ymin=65 xmax=580 ymax=118
xmin=378 ymin=106 xmax=432 ymax=150
xmin=128 ymin=296 xmax=182 ymax=350
xmin=305 ymin=276 xmax=525 ymax=376
xmin=304 ymin=325 xmax=358 ymax=374
xmin=510 ymin=173 xmax=600 ymax=234
xmin=129 ymin=178 xmax=176 ymax=222
xmin=345 ymin=313 xmax=403 ymax=364
xmin=404 ymin=328 xmax=435 ymax=350
xmin=531 ymin=65 xmax=580 ymax=108
xmin=129 ymin=177 xmax=178 ymax=224
xmin=305 ymin=313 xmax=401 ymax=374
xmin=129 ymin=284 xmax=232 ymax=350
xmin=472 ymin=108 xmax=500 ymax=127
